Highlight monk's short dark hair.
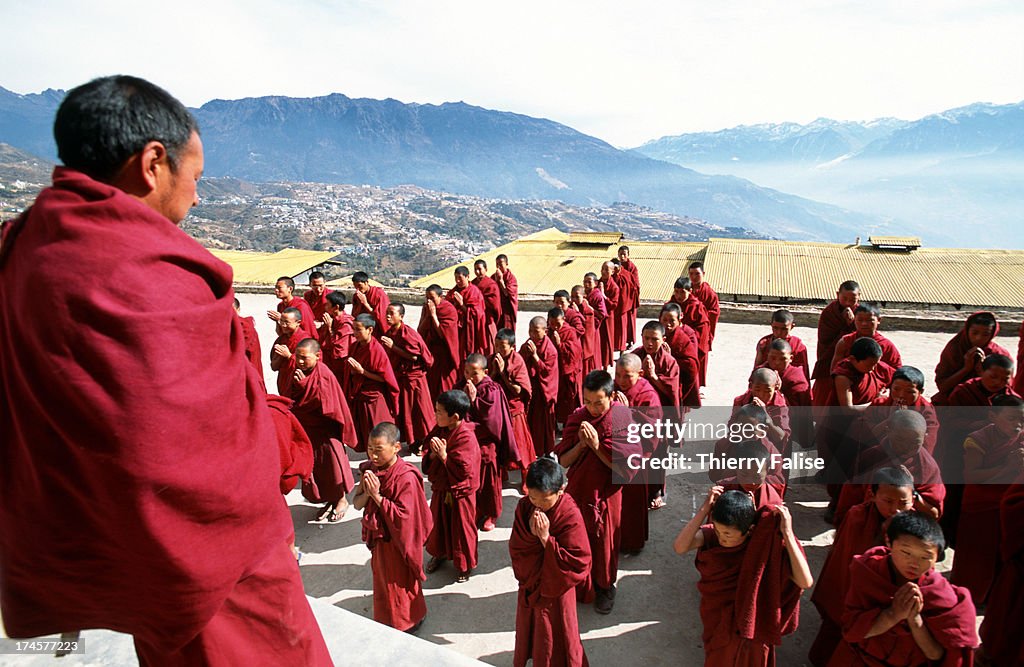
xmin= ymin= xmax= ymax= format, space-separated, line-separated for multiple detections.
xmin=283 ymin=307 xmax=302 ymax=322
xmin=454 ymin=266 xmax=470 ymax=277
xmin=855 ymin=303 xmax=881 ymax=319
xmin=352 ymin=271 xmax=369 ymax=285
xmin=991 ymin=394 xmax=1024 ymax=408
xmin=474 ymin=259 xmax=488 ymax=269
xmin=309 ymin=271 xmax=325 ymax=281
xmin=465 ymin=353 xmax=488 ymax=369
xmin=277 ymin=276 xmax=295 ymax=290
xmin=496 ymin=328 xmax=516 ymax=346
xmin=727 ymin=439 xmax=769 ymax=461
xmin=674 ymin=276 xmax=692 ymax=290
xmin=496 ymin=253 xmax=508 ymax=263
xmin=966 ymin=311 xmax=997 ymax=331
xmin=660 ymin=302 xmax=682 ymax=317
xmin=437 ymin=390 xmax=471 ymax=419
xmin=54 ymin=75 xmax=198 ymax=182
xmin=851 ymin=337 xmax=883 ymax=360
xmin=369 ymin=422 xmax=400 ymax=444
xmin=547 ymin=307 xmax=564 ymax=320
xmin=326 ymin=291 xmax=347 ymax=308
xmin=870 ymin=466 xmax=914 ymax=493
xmin=734 ymin=402 xmax=769 ymax=424
xmin=892 ymin=366 xmax=924 ymax=391
xmin=583 ymin=370 xmax=614 ymax=396
xmin=688 ymin=261 xmax=704 ymax=271
xmin=771 ymin=309 xmax=794 ymax=324
xmin=296 ymin=338 xmax=321 ymax=353
xmin=769 ymin=338 xmax=792 ymax=353
xmin=583 ymin=272 xmax=598 ymax=281
xmin=426 ymin=284 xmax=444 ymax=297
xmin=355 ymin=314 xmax=376 ymax=330
xmin=839 ymin=280 xmax=860 ymax=292
xmin=711 ymin=490 xmax=756 ymax=534
xmin=887 ymin=511 xmax=946 ymax=560
xmin=389 ymin=302 xmax=406 ymax=317
xmin=233 ymin=297 xmax=240 ymax=309
xmin=526 ymin=455 xmax=566 ymax=493
xmin=642 ymin=321 xmax=665 ymax=336
xmin=553 ymin=289 xmax=570 ymax=300
xmin=982 ymin=354 xmax=1014 ymax=371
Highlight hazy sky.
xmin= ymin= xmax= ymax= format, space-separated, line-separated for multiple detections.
xmin=3 ymin=0 xmax=1022 ymax=146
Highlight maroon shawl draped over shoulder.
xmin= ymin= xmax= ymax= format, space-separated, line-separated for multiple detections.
xmin=493 ymin=268 xmax=519 ymax=331
xmin=418 ymin=299 xmax=460 ymax=400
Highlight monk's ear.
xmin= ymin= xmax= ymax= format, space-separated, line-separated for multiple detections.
xmin=136 ymin=140 xmax=170 ymax=193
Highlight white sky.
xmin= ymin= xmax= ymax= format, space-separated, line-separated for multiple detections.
xmin=2 ymin=0 xmax=1022 ymax=147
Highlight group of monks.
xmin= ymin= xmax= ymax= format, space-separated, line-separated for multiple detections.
xmin=235 ymin=258 xmax=1024 ymax=667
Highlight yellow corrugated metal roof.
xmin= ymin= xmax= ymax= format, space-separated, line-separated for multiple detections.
xmin=705 ymin=238 xmax=1024 ymax=307
xmin=409 ymin=228 xmax=705 ymax=301
xmin=565 ymin=231 xmax=624 ymax=245
xmin=208 ymin=248 xmax=339 ymax=284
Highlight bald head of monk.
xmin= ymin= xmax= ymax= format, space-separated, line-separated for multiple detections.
xmin=463 ymin=353 xmax=488 ymax=385
xmin=614 ymin=353 xmax=641 ymax=391
xmin=528 ymin=316 xmax=547 ymax=344
xmin=279 ymin=307 xmax=302 ymax=335
xmin=748 ymin=367 xmax=780 ymax=404
xmin=295 ymin=338 xmax=322 ymax=372
xmin=887 ymin=409 xmax=927 ymax=457
xmin=600 ymin=261 xmax=614 ymax=280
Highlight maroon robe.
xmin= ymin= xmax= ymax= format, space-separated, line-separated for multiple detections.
xmin=619 ymin=258 xmax=641 ymax=349
xmin=360 ymin=457 xmax=432 ymax=632
xmin=616 ymin=378 xmax=662 ymax=553
xmin=812 ymin=300 xmax=858 ymax=406
xmin=832 ymin=331 xmax=903 ymax=375
xmin=492 ymin=349 xmax=536 ymax=470
xmin=348 ymin=336 xmax=400 ymax=452
xmin=322 ymin=310 xmax=354 ymax=385
xmin=554 ymin=403 xmax=642 ymax=594
xmin=563 ymin=306 xmax=586 ymax=341
xmin=277 ymin=295 xmax=318 ymax=340
xmin=472 ymin=274 xmax=502 ymax=355
xmin=665 ymin=324 xmax=702 ymax=407
xmin=633 ymin=343 xmax=681 ymax=409
xmin=695 ymin=510 xmax=802 ymax=667
xmin=933 ymin=311 xmax=1011 ymax=405
xmin=720 ymin=478 xmax=785 ymax=510
xmin=457 ymin=375 xmax=520 ymax=523
xmin=732 ymin=390 xmax=792 ymax=450
xmin=709 ymin=437 xmax=787 ymax=490
xmin=670 ymin=295 xmax=711 ymax=386
xmin=238 ymin=313 xmax=265 ymax=386
xmin=816 ymin=358 xmax=893 ymax=479
xmin=841 ymin=547 xmax=978 ymax=666
xmin=586 ymin=286 xmax=612 ymax=370
xmin=494 ymin=268 xmax=519 ymax=331
xmin=863 ymin=394 xmax=940 ymax=454
xmin=423 ymin=421 xmax=481 ymax=573
xmin=572 ymin=300 xmax=599 ymax=375
xmin=600 ymin=274 xmax=623 ymax=353
xmin=418 ymin=300 xmax=461 ymax=401
xmin=447 ymin=282 xmax=489 ymax=359
xmin=552 ymin=323 xmax=583 ymax=423
xmin=692 ymin=280 xmax=720 ymax=346
xmin=290 ymin=361 xmax=357 ymax=505
xmin=265 ymin=394 xmax=314 ymax=494
xmin=303 ymin=287 xmax=333 ymax=339
xmin=941 ymin=377 xmax=1021 ymax=452
xmin=1015 ymin=320 xmax=1024 ymax=396
xmin=615 ymin=268 xmax=639 ymax=349
xmin=523 ymin=336 xmax=559 ymax=456
xmin=271 ymin=328 xmax=312 ymax=396
xmin=385 ymin=322 xmax=436 ymax=447
xmin=351 ymin=285 xmax=391 ymax=336
xmin=510 ymin=494 xmax=592 ymax=667
xmin=767 ymin=362 xmax=813 ymax=448
xmin=754 ymin=334 xmax=810 ymax=383
xmin=978 ymin=480 xmax=1024 ymax=666
xmin=0 ymin=167 xmax=328 ymax=662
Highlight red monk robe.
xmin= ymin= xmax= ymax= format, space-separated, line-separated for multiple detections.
xmin=419 ymin=299 xmax=461 ymax=401
xmin=978 ymin=479 xmax=1024 ymax=666
xmin=524 ymin=335 xmax=560 ymax=456
xmin=933 ymin=311 xmax=1011 ymax=405
xmin=277 ymin=295 xmax=318 ymax=340
xmin=265 ymin=394 xmax=314 ymax=494
xmin=493 ymin=267 xmax=519 ymax=331
xmin=764 ymin=362 xmax=813 ymax=447
xmin=615 ymin=267 xmax=639 ymax=349
xmin=423 ymin=421 xmax=481 ymax=574
xmin=601 ymin=274 xmax=623 ymax=353
xmin=634 ymin=343 xmax=681 ymax=410
xmin=862 ymin=393 xmax=940 ymax=455
xmin=237 ymin=313 xmax=265 ymax=387
xmin=939 ymin=377 xmax=1021 ymax=465
xmin=832 ymin=331 xmax=903 ymax=377
xmin=348 ymin=335 xmax=400 ymax=452
xmin=587 ymin=285 xmax=612 ymax=370
xmin=812 ymin=300 xmax=858 ymax=406
xmin=351 ymin=285 xmax=391 ymax=336
xmin=448 ymin=282 xmax=489 ymax=359
xmin=841 ymin=546 xmax=978 ymax=666
xmin=809 ymin=500 xmax=887 ymax=666
xmin=720 ymin=477 xmax=785 ymax=510
xmin=695 ymin=510 xmax=802 ymax=666
xmin=554 ymin=403 xmax=641 ymax=597
xmin=360 ymin=457 xmax=432 ymax=632
xmin=666 ymin=323 xmax=702 ymax=407
xmin=816 ymin=358 xmax=893 ymax=483
xmin=616 ymin=377 xmax=662 ymax=554
xmin=0 ymin=167 xmax=328 ymax=661
xmin=303 ymin=286 xmax=332 ymax=329
xmin=732 ymin=390 xmax=792 ymax=450
xmin=754 ymin=333 xmax=810 ymax=383
xmin=709 ymin=438 xmax=787 ymax=490
xmin=563 ymin=306 xmax=586 ymax=341
xmin=510 ymin=494 xmax=592 ymax=667
xmin=1016 ymin=320 xmax=1024 ymax=396
xmin=552 ymin=322 xmax=584 ymax=423
xmin=572 ymin=299 xmax=599 ymax=375
xmin=384 ymin=322 xmax=436 ymax=448
xmin=951 ymin=424 xmax=1024 ymax=604
xmin=271 ymin=328 xmax=312 ymax=396
xmin=619 ymin=258 xmax=641 ymax=349
xmin=692 ymin=280 xmax=720 ymax=382
xmin=457 ymin=375 xmax=520 ymax=525
xmin=290 ymin=361 xmax=357 ymax=506
xmin=833 ymin=440 xmax=945 ymax=527
xmin=472 ymin=274 xmax=502 ymax=355
xmin=669 ymin=294 xmax=711 ymax=387
xmin=492 ymin=348 xmax=537 ymax=471
xmin=322 ymin=310 xmax=354 ymax=384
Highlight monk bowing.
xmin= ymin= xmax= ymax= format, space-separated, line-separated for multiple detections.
xmin=492 ymin=253 xmax=519 ymax=331
xmin=423 ymin=390 xmax=481 ymax=583
xmin=350 ymin=271 xmax=390 ymax=337
xmin=549 ymin=307 xmax=584 ymax=425
xmin=289 ymin=338 xmax=357 ymax=525
xmin=347 ymin=314 xmax=399 ymax=452
xmin=418 ymin=284 xmax=461 ymax=401
xmin=382 ymin=303 xmax=436 ymax=453
xmin=270 ymin=307 xmax=311 ymax=395
xmin=268 ymin=276 xmax=318 ymax=340
xmin=472 ymin=259 xmax=501 ymax=354
xmin=523 ymin=316 xmax=560 ymax=457
xmin=509 ymin=456 xmax=592 ymax=667
xmin=448 ymin=265 xmax=489 ymax=359
xmin=492 ymin=328 xmax=537 ymax=479
xmin=355 ymin=422 xmax=432 ymax=633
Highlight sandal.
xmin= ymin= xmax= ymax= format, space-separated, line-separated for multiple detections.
xmin=456 ymin=571 xmax=470 ymax=583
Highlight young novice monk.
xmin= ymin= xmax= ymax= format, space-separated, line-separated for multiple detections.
xmin=839 ymin=512 xmax=979 ymax=666
xmin=763 ymin=338 xmax=813 ymax=448
xmin=423 ymin=390 xmax=481 ymax=583
xmin=673 ymin=488 xmax=813 ymax=666
xmin=752 ymin=308 xmax=810 ymax=382
xmin=509 ymin=455 xmax=592 ymax=667
xmin=354 ymin=422 xmax=432 ymax=633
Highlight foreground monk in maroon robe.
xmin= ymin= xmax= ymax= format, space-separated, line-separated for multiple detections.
xmin=448 ymin=265 xmax=490 ymax=359
xmin=290 ymin=338 xmax=357 ymax=523
xmin=571 ymin=285 xmax=600 ymax=375
xmin=633 ymin=321 xmax=681 ymax=409
xmin=348 ymin=314 xmax=400 ymax=452
xmin=674 ymin=488 xmax=813 ymax=666
xmin=350 ymin=271 xmax=391 ymax=337
xmin=618 ymin=245 xmax=641 ymax=350
xmin=493 ymin=253 xmax=519 ymax=331
xmin=424 ymin=390 xmax=481 ymax=582
xmin=523 ymin=316 xmax=560 ymax=456
xmin=459 ymin=353 xmax=520 ymax=531
xmin=303 ymin=271 xmax=333 ymax=340
xmin=839 ymin=513 xmax=978 ymax=667
xmin=473 ymin=259 xmax=502 ymax=354
xmin=270 ymin=307 xmax=312 ymax=395
xmin=510 ymin=457 xmax=592 ymax=667
xmin=667 ymin=276 xmax=711 ymax=392
xmin=268 ymin=275 xmax=318 ymax=340
xmin=492 ymin=328 xmax=536 ymax=476
xmin=355 ymin=423 xmax=432 ymax=633
xmin=978 ymin=475 xmax=1024 ymax=666
xmin=554 ymin=370 xmax=642 ymax=614
xmin=932 ymin=311 xmax=1010 ymax=405
xmin=660 ymin=303 xmax=702 ymax=407
xmin=550 ymin=307 xmax=584 ymax=424
xmin=752 ymin=309 xmax=810 ymax=383
xmin=811 ymin=280 xmax=860 ymax=407
xmin=419 ymin=284 xmax=461 ymax=401
xmin=382 ymin=303 xmax=436 ymax=452
xmin=235 ymin=297 xmax=265 ymax=386
xmin=0 ymin=76 xmax=329 ymax=663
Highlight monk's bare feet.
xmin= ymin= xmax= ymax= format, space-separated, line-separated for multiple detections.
xmin=335 ymin=498 xmax=349 ymax=517
xmin=481 ymin=518 xmax=496 ymax=531
xmin=425 ymin=556 xmax=445 ymax=574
